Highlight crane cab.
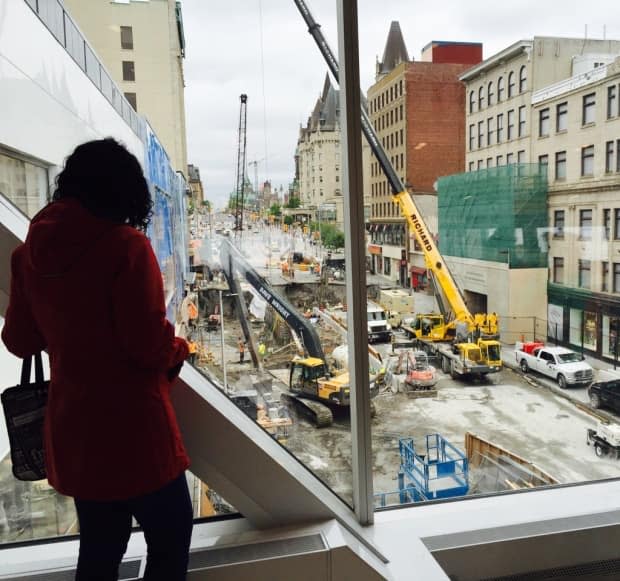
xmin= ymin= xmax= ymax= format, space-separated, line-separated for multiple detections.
xmin=412 ymin=314 xmax=447 ymax=341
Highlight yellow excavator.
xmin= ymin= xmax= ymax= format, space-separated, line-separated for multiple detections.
xmin=220 ymin=239 xmax=377 ymax=427
xmin=295 ymin=0 xmax=501 ymax=379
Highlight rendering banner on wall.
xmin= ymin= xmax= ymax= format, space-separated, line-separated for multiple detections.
xmin=144 ymin=124 xmax=188 ymax=322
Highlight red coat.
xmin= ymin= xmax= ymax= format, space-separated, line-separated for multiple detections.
xmin=2 ymin=199 xmax=190 ymax=500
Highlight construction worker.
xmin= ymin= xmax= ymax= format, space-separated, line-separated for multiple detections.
xmin=187 ymin=337 xmax=198 ymax=365
xmin=238 ymin=337 xmax=246 ymax=364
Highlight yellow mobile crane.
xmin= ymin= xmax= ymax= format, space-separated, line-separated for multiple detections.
xmin=294 ymin=0 xmax=502 ymax=380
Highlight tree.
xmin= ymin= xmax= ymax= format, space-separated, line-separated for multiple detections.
xmin=269 ymin=203 xmax=282 ymax=217
xmin=285 ymin=196 xmax=301 ymax=209
xmin=284 ymin=215 xmax=294 ymax=226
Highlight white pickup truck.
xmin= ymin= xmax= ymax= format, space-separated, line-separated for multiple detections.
xmin=515 ymin=342 xmax=594 ymax=389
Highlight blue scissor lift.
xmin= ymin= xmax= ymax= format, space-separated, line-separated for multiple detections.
xmin=397 ymin=434 xmax=469 ymax=502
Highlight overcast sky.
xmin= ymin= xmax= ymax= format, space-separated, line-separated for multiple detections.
xmin=181 ymin=0 xmax=620 ymax=209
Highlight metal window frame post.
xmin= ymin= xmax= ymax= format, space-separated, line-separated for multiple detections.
xmin=336 ymin=0 xmax=374 ymax=525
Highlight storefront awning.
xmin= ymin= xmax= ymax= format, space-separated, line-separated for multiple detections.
xmin=410 ymin=266 xmax=427 ymax=275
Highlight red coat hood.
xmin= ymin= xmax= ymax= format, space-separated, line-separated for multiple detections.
xmin=25 ymin=198 xmax=116 ymax=277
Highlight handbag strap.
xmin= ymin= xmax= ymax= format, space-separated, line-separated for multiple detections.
xmin=20 ymin=353 xmax=44 ymax=386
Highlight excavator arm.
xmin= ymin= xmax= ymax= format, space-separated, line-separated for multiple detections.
xmin=220 ymin=239 xmax=327 ymax=362
xmin=293 ymin=0 xmax=474 ymax=329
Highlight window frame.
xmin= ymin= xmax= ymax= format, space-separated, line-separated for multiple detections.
xmin=607 ymin=85 xmax=618 ymax=119
xmin=614 ymin=263 xmax=620 ymax=293
xmin=555 ymin=150 xmax=567 ymax=180
xmin=582 ymin=93 xmax=596 ymax=125
xmin=605 ymin=141 xmax=614 ymax=173
xmin=487 ymin=81 xmax=494 ymax=106
xmin=122 ymin=60 xmax=135 ymax=82
xmin=507 ymin=109 xmax=515 ymax=140
xmin=556 ymin=102 xmax=568 ymax=132
xmin=518 ymin=105 xmax=526 ymax=137
xmin=497 ymin=76 xmax=505 ymax=101
xmin=553 ymin=209 xmax=565 ymax=239
xmin=519 ymin=65 xmax=527 ymax=93
xmin=120 ymin=25 xmax=133 ymax=50
xmin=508 ymin=71 xmax=515 ymax=97
xmin=581 ymin=145 xmax=594 ymax=177
xmin=578 ymin=259 xmax=592 ymax=289
xmin=553 ymin=256 xmax=564 ymax=284
xmin=579 ymin=208 xmax=593 ymax=241
xmin=602 ymin=261 xmax=609 ymax=293
xmin=539 ymin=107 xmax=550 ymax=137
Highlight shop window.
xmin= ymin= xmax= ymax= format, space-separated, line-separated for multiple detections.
xmin=583 ymin=311 xmax=598 ymax=350
xmin=603 ymin=315 xmax=620 ymax=359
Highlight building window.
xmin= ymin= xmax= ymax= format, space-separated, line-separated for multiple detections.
xmin=602 ymin=261 xmax=609 ymax=292
xmin=486 ymin=157 xmax=493 ymax=168
xmin=507 ymin=109 xmax=515 ymax=140
xmin=539 ymin=154 xmax=548 ymax=175
xmin=506 ymin=152 xmax=514 ymax=165
xmin=496 ymin=155 xmax=503 ymax=166
xmin=608 ymin=85 xmax=618 ymax=119
xmin=517 ymin=150 xmax=525 ymax=164
xmin=556 ymin=102 xmax=568 ymax=132
xmin=487 ymin=117 xmax=494 ymax=146
xmin=519 ymin=65 xmax=527 ymax=92
xmin=539 ymin=108 xmax=550 ymax=137
xmin=614 ymin=209 xmax=620 ymax=240
xmin=122 ymin=60 xmax=135 ymax=81
xmin=518 ymin=106 xmax=526 ymax=137
xmin=618 ymin=139 xmax=620 ymax=172
xmin=468 ymin=161 xmax=475 ymax=172
xmin=120 ymin=26 xmax=133 ymax=49
xmin=553 ymin=257 xmax=564 ymax=284
xmin=555 ymin=150 xmax=567 ymax=180
xmin=477 ymin=121 xmax=484 ymax=148
xmin=615 ymin=263 xmax=620 ymax=293
xmin=606 ymin=141 xmax=614 ymax=173
xmin=496 ymin=113 xmax=504 ymax=142
xmin=497 ymin=76 xmax=505 ymax=101
xmin=124 ymin=92 xmax=137 ymax=111
xmin=578 ymin=259 xmax=591 ymax=289
xmin=579 ymin=209 xmax=593 ymax=240
xmin=581 ymin=145 xmax=594 ymax=176
xmin=469 ymin=124 xmax=475 ymax=150
xmin=507 ymin=71 xmax=515 ymax=97
xmin=582 ymin=93 xmax=596 ymax=125
xmin=487 ymin=81 xmax=494 ymax=106
xmin=553 ymin=209 xmax=565 ymax=239
xmin=604 ymin=208 xmax=611 ymax=240
xmin=469 ymin=91 xmax=475 ymax=113
xmin=478 ymin=86 xmax=485 ymax=110
xmin=477 ymin=159 xmax=484 ymax=170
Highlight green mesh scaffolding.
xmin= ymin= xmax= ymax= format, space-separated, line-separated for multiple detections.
xmin=437 ymin=164 xmax=548 ymax=269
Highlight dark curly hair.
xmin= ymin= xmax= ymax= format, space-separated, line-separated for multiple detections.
xmin=52 ymin=138 xmax=152 ymax=231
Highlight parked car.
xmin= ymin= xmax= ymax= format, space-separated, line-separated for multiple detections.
xmin=588 ymin=379 xmax=620 ymax=414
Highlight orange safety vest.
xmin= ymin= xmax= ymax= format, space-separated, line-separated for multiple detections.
xmin=188 ymin=341 xmax=197 ymax=354
xmin=238 ymin=341 xmax=245 ymax=353
xmin=188 ymin=301 xmax=198 ymax=320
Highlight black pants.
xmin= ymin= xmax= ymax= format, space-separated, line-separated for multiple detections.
xmin=74 ymin=473 xmax=193 ymax=581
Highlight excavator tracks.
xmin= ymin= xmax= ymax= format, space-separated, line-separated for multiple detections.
xmin=280 ymin=393 xmax=333 ymax=428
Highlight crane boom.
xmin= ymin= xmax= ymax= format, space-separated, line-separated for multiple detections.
xmin=292 ymin=0 xmax=475 ymax=328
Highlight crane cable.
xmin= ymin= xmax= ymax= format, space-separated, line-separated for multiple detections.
xmin=258 ymin=0 xmax=269 ymax=181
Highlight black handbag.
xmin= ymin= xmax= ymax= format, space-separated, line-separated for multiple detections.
xmin=1 ymin=353 xmax=48 ymax=481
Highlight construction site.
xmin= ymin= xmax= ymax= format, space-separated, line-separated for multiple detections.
xmin=184 ymin=226 xmax=620 ymax=512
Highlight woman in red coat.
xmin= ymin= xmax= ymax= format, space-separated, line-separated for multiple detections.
xmin=2 ymin=139 xmax=192 ymax=580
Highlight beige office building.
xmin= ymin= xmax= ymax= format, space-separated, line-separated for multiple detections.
xmin=64 ymin=0 xmax=188 ymax=175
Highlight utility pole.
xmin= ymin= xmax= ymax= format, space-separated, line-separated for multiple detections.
xmin=234 ymin=94 xmax=248 ymax=241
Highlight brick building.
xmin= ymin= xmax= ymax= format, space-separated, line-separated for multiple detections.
xmin=367 ymin=25 xmax=482 ymax=287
